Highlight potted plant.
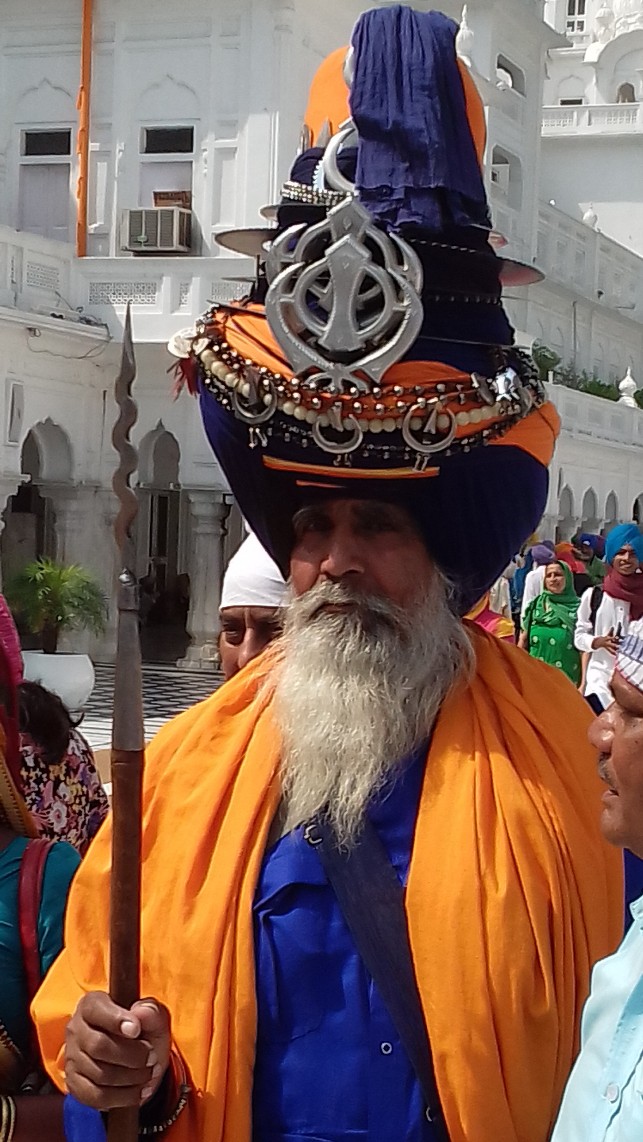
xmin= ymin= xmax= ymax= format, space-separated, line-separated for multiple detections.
xmin=6 ymin=558 xmax=108 ymax=711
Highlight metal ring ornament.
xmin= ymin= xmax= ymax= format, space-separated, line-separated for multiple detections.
xmin=402 ymin=403 xmax=457 ymax=456
xmin=322 ymin=119 xmax=358 ymax=194
xmin=231 ymin=381 xmax=278 ymax=425
xmin=312 ymin=414 xmax=364 ymax=454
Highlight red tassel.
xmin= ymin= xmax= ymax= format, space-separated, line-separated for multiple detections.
xmin=168 ymin=357 xmax=199 ymax=400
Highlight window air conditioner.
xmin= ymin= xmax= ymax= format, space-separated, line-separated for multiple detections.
xmin=122 ymin=207 xmax=192 ymax=254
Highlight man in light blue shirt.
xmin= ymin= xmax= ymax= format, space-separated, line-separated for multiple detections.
xmin=553 ymin=630 xmax=643 ymax=1142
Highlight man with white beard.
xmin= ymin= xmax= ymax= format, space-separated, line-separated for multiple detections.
xmin=275 ymin=500 xmax=473 ymax=846
xmin=35 ymin=10 xmax=622 ymax=1142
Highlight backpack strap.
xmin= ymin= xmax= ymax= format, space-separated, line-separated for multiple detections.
xmin=589 ymin=585 xmax=603 ymax=630
xmin=18 ymin=838 xmax=54 ymax=1006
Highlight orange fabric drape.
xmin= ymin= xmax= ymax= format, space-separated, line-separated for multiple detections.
xmin=34 ymin=628 xmax=622 ymax=1142
xmin=304 ymin=47 xmax=486 ymax=165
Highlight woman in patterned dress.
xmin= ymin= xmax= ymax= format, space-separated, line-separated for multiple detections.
xmin=18 ymin=682 xmax=108 ymax=856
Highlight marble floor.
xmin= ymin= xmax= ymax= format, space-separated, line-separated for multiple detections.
xmin=80 ymin=662 xmax=223 ymax=751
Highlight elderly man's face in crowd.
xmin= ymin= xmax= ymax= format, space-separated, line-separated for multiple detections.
xmin=590 ymin=671 xmax=643 ymax=858
xmin=218 ymin=607 xmax=283 ymax=681
xmin=289 ymin=498 xmax=435 ymax=605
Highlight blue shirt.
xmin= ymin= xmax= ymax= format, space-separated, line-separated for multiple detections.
xmin=552 ymin=893 xmax=643 ymax=1142
xmin=252 ymin=745 xmax=438 ymax=1142
xmin=64 ymin=747 xmax=438 ymax=1142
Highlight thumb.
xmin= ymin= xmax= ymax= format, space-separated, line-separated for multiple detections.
xmin=130 ymin=999 xmax=170 ymax=1041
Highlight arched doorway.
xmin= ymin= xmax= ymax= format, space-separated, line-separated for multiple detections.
xmin=0 ymin=421 xmax=73 ymax=586
xmin=604 ymin=491 xmax=619 ymax=533
xmin=633 ymin=495 xmax=643 ymax=524
xmin=580 ymin=488 xmax=599 ymax=534
xmin=136 ymin=425 xmax=187 ymax=662
xmin=556 ymin=485 xmax=575 ymax=542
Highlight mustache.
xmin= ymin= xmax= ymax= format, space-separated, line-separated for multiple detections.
xmin=291 ymin=581 xmax=409 ymax=632
xmin=598 ymin=754 xmax=617 ymax=791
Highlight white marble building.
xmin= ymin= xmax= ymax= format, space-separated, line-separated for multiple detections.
xmin=0 ymin=0 xmax=642 ymax=666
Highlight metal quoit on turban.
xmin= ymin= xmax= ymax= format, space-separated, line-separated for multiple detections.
xmin=108 ymin=303 xmax=145 ymax=1142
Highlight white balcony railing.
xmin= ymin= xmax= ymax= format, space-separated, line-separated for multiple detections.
xmin=71 ymin=255 xmax=255 ymax=341
xmin=545 ymin=382 xmax=643 ymax=451
xmin=536 ymin=202 xmax=643 ymax=312
xmin=543 ymin=103 xmax=642 ymax=135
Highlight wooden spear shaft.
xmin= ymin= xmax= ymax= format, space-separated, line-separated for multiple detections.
xmin=108 ymin=303 xmax=145 ymax=1142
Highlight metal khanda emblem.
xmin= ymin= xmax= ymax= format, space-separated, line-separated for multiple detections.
xmin=264 ymin=197 xmax=423 ymax=396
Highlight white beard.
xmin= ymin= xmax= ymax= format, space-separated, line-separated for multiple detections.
xmin=270 ymin=574 xmax=474 ymax=847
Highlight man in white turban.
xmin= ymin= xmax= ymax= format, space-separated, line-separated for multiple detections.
xmin=218 ymin=532 xmax=287 ymax=679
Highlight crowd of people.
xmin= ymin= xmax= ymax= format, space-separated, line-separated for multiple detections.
xmin=0 ymin=6 xmax=641 ymax=1142
xmin=489 ymin=524 xmax=643 ymax=712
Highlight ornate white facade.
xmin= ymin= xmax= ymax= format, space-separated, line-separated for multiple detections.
xmin=0 ymin=0 xmax=641 ymax=666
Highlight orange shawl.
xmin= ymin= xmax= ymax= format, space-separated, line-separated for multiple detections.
xmin=33 ymin=627 xmax=622 ymax=1142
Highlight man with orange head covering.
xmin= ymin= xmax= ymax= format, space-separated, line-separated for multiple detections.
xmin=35 ymin=9 xmax=621 ymax=1142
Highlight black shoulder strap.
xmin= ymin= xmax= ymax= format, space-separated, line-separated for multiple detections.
xmin=306 ymin=818 xmax=449 ymax=1141
xmin=590 ymin=585 xmax=603 ymax=629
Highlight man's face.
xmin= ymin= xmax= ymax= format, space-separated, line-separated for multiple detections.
xmin=218 ymin=606 xmax=283 ymax=680
xmin=612 ymin=545 xmax=639 ymax=576
xmin=590 ymin=670 xmax=643 ymax=858
xmin=289 ymin=498 xmax=434 ymax=607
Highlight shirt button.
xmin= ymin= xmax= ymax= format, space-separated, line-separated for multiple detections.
xmin=605 ymin=1083 xmax=620 ymax=1103
xmin=380 ymin=1042 xmax=393 ymax=1055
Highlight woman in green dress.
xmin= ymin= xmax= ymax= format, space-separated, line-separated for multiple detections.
xmin=519 ymin=560 xmax=582 ymax=685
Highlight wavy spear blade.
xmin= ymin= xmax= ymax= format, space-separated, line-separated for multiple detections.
xmin=112 ymin=303 xmax=138 ymax=573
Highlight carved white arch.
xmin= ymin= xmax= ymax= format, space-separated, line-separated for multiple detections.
xmin=557 ymin=484 xmax=576 ymax=542
xmin=593 ymin=30 xmax=643 ymax=99
xmin=559 ymin=485 xmax=575 ymax=519
xmin=556 ymin=75 xmax=586 ymax=102
xmin=16 ymin=79 xmax=76 ymax=124
xmin=580 ymin=487 xmax=600 ymax=532
xmin=137 ymin=423 xmax=180 ymax=488
xmin=21 ymin=419 xmax=73 ymax=483
xmin=137 ymin=75 xmax=200 ymax=122
xmin=605 ymin=491 xmax=619 ymax=523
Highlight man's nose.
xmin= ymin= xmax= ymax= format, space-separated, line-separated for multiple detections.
xmin=237 ymin=628 xmax=266 ymax=671
xmin=588 ymin=707 xmax=615 ymax=753
xmin=318 ymin=527 xmax=366 ymax=581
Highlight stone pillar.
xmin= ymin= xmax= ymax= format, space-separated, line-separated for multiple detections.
xmin=48 ymin=485 xmax=91 ymax=565
xmin=177 ymin=492 xmax=229 ymax=671
xmin=0 ymin=474 xmax=23 ymax=589
xmin=539 ymin=513 xmax=558 ymax=544
xmin=47 ymin=484 xmax=118 ymax=656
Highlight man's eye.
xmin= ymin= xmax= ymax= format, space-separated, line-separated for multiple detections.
xmin=294 ymin=515 xmax=329 ymax=537
xmin=222 ymin=629 xmax=243 ymax=645
xmin=359 ymin=515 xmax=398 ymax=536
xmin=258 ymin=622 xmax=283 ymax=639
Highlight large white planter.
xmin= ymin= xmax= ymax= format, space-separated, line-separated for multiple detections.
xmin=21 ymin=651 xmax=95 ymax=712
